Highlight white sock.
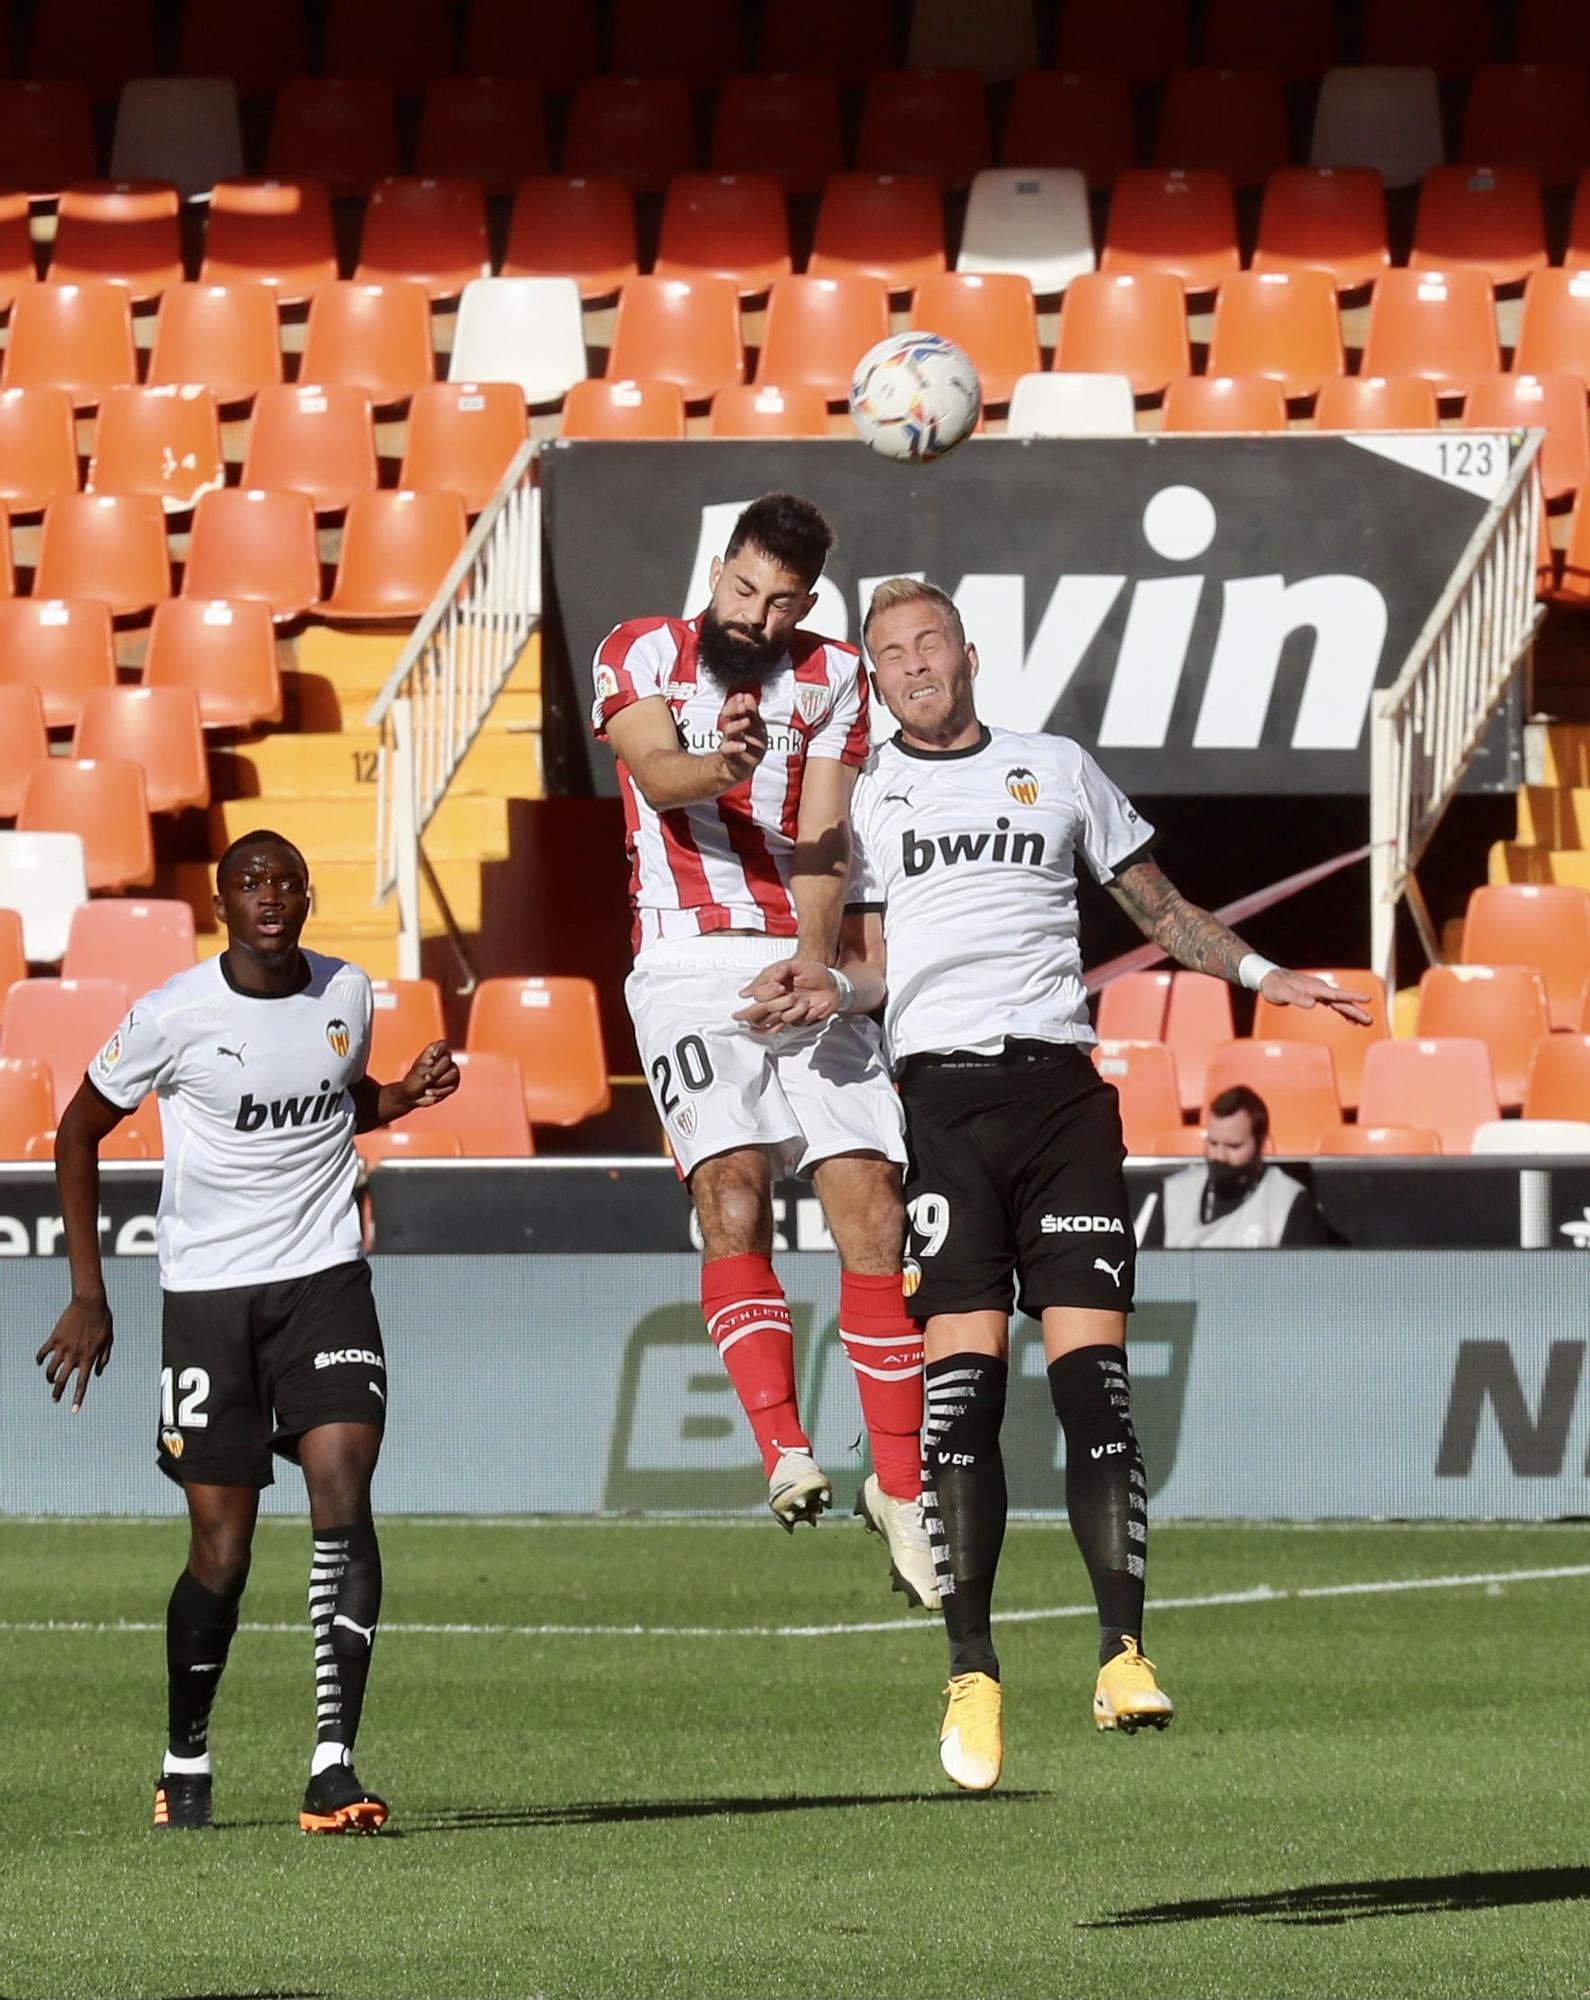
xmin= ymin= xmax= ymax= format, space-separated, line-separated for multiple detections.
xmin=311 ymin=1740 xmax=350 ymax=1777
xmin=162 ymin=1750 xmax=211 ymax=1777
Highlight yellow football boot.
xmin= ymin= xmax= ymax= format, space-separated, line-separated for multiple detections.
xmin=940 ymin=1671 xmax=1004 ymax=1792
xmin=1093 ymin=1635 xmax=1175 ymax=1733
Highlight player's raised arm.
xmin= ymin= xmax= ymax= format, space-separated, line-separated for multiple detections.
xmin=604 ymin=691 xmax=767 ymax=809
xmin=789 ymin=754 xmax=858 ymax=965
xmin=36 ymin=1081 xmax=128 ymax=1410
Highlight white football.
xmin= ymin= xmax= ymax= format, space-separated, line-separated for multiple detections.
xmin=849 ymin=331 xmax=982 ymax=462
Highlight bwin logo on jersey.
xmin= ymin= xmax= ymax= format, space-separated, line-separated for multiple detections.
xmin=235 ymin=1082 xmax=344 ymax=1132
xmin=326 ymin=1017 xmax=351 ymax=1058
xmin=1005 ymin=766 xmax=1040 ymax=806
xmin=902 ymin=817 xmax=1045 ymax=877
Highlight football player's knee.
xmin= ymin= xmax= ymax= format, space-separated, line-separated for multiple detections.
xmin=188 ymin=1527 xmax=252 ymax=1598
xmin=691 ymin=1155 xmax=772 ymax=1257
xmin=926 ymin=1355 xmax=1007 ymax=1466
xmin=820 ymin=1158 xmax=905 ymax=1271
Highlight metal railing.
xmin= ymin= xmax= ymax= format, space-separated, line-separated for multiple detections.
xmin=367 ymin=440 xmax=541 ymax=979
xmin=1369 ymin=433 xmax=1545 ymax=994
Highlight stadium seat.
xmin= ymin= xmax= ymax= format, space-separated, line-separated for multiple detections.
xmin=0 ymin=831 xmax=87 ymax=960
xmin=182 ymin=489 xmax=323 ymax=622
xmin=0 ymin=389 xmax=79 ymax=514
xmin=1164 ymin=972 xmax=1236 ymax=1116
xmin=1006 ymin=371 xmax=1136 ymax=437
xmin=1357 ymin=1037 xmax=1500 ymax=1154
xmin=1524 ymin=1033 xmax=1590 ymax=1121
xmin=0 ymin=599 xmax=116 ymax=731
xmin=1200 ymin=0 xmax=1335 ymax=83
xmin=1410 ymin=166 xmax=1548 ymax=288
xmin=1091 ymin=1040 xmax=1183 ymax=1155
xmin=1154 ymin=69 xmax=1289 ymax=189
xmin=87 ymin=386 xmax=225 ymax=514
xmin=49 ymin=182 xmax=183 ymax=301
xmin=109 ymin=81 xmax=244 ymax=199
xmin=1146 ymin=1125 xmax=1210 ymax=1157
xmin=400 ymin=1049 xmax=532 ymax=1156
xmin=1161 ymin=375 xmax=1289 ymax=432
xmin=1100 ymin=170 xmax=1240 ymax=293
xmin=72 ymin=687 xmax=210 ymax=816
xmin=1252 ymin=968 xmax=1388 ymax=1112
xmin=563 ymin=79 xmax=695 ymax=194
xmin=0 ymin=84 xmax=95 ymax=199
xmin=321 ymin=0 xmax=454 ymax=97
xmin=368 ymin=977 xmax=446 ymax=1081
xmin=177 ymin=0 xmax=306 ymax=100
xmin=1414 ymin=963 xmax=1550 ymax=1108
xmin=466 ymin=977 xmax=611 ymax=1126
xmin=63 ymin=897 xmax=194 ymax=990
xmin=1462 ymin=882 xmax=1590 ymax=1029
xmin=242 ymin=386 xmax=378 ymax=515
xmin=756 ymin=276 xmax=892 ymax=402
xmin=1362 ymin=0 xmax=1491 ymax=76
xmin=415 ymin=79 xmax=548 ymax=195
xmin=1514 ymin=268 xmax=1590 ymax=380
xmin=316 ymin=491 xmax=468 ymax=622
xmin=18 ymin=759 xmax=153 ymax=893
xmin=606 ymin=276 xmax=744 ymax=405
xmin=300 ymin=282 xmax=435 ymax=408
xmin=1310 ymin=68 xmax=1445 ymax=190
xmin=1360 ymin=269 xmax=1500 ymax=397
xmin=463 ymin=0 xmax=597 ymax=92
xmin=25 ymin=1120 xmax=152 ymax=1161
xmin=1094 ymin=969 xmax=1173 ymax=1044
xmin=709 ymin=74 xmax=844 ymax=196
xmin=956 ymin=169 xmax=1094 ymax=297
xmin=1 ymin=976 xmax=131 ymax=1112
xmin=0 ymin=192 xmax=35 ymax=315
xmin=1461 ymin=65 xmax=1590 ymax=189
xmin=399 ymin=382 xmax=528 ymax=513
xmin=267 ymin=81 xmax=399 ymax=197
xmin=2 ymin=283 xmax=136 ymax=409
xmin=148 ymin=284 xmax=282 ymax=408
xmin=1464 ymin=375 xmax=1589 ymax=506
xmin=26 ymin=0 xmax=155 ymax=102
xmin=502 ymin=177 xmax=637 ymax=301
xmin=709 ymin=383 xmax=831 ymax=438
xmin=1201 ymin=1040 xmax=1342 ymax=1151
xmin=142 ymin=598 xmax=283 ymax=730
xmin=610 ymin=0 xmax=742 ymax=89
xmin=356 ymin=1126 xmax=464 ymax=1167
xmin=1470 ymin=1117 xmax=1590 ymax=1154
xmin=448 ymin=278 xmax=588 ymax=408
xmin=1252 ymin=167 xmax=1390 ymax=292
xmin=354 ymin=179 xmax=491 ymax=301
xmin=1055 ymin=272 xmax=1190 ymax=399
xmin=654 ymin=174 xmax=791 ymax=296
xmin=1313 ymin=375 xmax=1441 ymax=431
xmin=808 ymin=174 xmax=947 ymax=293
xmin=1207 ymin=269 xmax=1344 ymax=400
xmin=35 ymin=494 xmax=169 ymax=617
xmin=200 ymin=180 xmax=339 ymax=302
xmin=1315 ymin=1123 xmax=1442 ymax=1156
xmin=561 ymin=379 xmax=687 ymax=440
xmin=857 ymin=71 xmax=990 ymax=190
xmin=757 ymin=0 xmax=891 ymax=92
xmin=0 ymin=687 xmax=48 ymax=817
xmin=1056 ymin=0 xmax=1188 ymax=86
xmin=906 ymin=0 xmax=1038 ymax=81
xmin=1518 ymin=0 xmax=1590 ymax=65
xmin=909 ymin=273 xmax=1040 ymax=405
xmin=0 ymin=910 xmax=23 ymax=998
xmin=1001 ymin=71 xmax=1135 ymax=189
xmin=1551 ymin=484 xmax=1590 ymax=600
xmin=0 ymin=1057 xmax=57 ymax=1158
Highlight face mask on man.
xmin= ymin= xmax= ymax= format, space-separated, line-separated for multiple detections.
xmin=1205 ymin=1157 xmax=1260 ymax=1203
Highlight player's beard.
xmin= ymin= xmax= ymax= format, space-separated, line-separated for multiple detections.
xmin=698 ymin=606 xmax=787 ymax=688
xmin=897 ymin=669 xmax=978 ymax=746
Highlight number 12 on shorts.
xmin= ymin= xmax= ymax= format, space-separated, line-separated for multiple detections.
xmin=159 ymin=1365 xmax=211 ymax=1430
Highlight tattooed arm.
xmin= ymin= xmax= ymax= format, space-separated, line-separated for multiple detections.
xmin=1107 ymin=858 xmax=1373 ymax=1021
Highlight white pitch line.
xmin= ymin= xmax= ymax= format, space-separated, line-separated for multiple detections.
xmin=3 ymin=1564 xmax=1586 ymax=1643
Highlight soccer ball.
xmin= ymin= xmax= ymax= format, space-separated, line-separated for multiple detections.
xmin=848 ymin=331 xmax=982 ymax=462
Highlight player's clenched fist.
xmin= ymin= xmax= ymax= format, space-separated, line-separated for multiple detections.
xmin=716 ymin=690 xmax=768 ymax=787
xmin=397 ymin=1040 xmax=460 ymax=1110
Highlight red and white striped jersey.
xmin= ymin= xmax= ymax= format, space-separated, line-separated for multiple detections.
xmin=592 ymin=613 xmax=871 ymax=949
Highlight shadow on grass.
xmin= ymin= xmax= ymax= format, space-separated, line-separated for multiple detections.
xmin=1084 ymin=1868 xmax=1590 ymax=1929
xmin=406 ymin=1789 xmax=1049 ymax=1833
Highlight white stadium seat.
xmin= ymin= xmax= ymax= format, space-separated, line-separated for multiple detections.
xmin=1311 ymin=67 xmax=1444 ymax=189
xmin=110 ymin=79 xmax=245 ymax=198
xmin=956 ymin=168 xmax=1096 ymax=296
xmin=0 ymin=830 xmax=89 ymax=962
xmin=1469 ymin=1119 xmax=1590 ymax=1155
xmin=449 ymin=277 xmax=588 ymax=408
xmin=1007 ymin=371 xmax=1136 ymax=437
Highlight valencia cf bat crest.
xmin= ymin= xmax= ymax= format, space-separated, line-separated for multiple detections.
xmin=326 ymin=1018 xmax=352 ymax=1058
xmin=1005 ymin=767 xmax=1040 ymax=806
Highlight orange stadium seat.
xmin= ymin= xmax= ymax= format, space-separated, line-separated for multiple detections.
xmin=0 ymin=389 xmax=79 ymax=514
xmin=400 ymin=1049 xmax=532 ymax=1156
xmin=709 ymin=383 xmax=831 ymax=437
xmin=1524 ymin=1034 xmax=1590 ymax=1121
xmin=710 ymin=74 xmax=844 ymax=196
xmin=561 ymin=379 xmax=687 ymax=440
xmin=1201 ymin=1040 xmax=1342 ymax=1150
xmin=183 ymin=488 xmax=323 ymax=621
xmin=1252 ymin=968 xmax=1388 ymax=1113
xmin=368 ymin=977 xmax=446 ymax=1081
xmin=0 ymin=191 xmax=36 ymax=314
xmin=757 ymin=0 xmax=892 ymax=92
xmin=0 ymin=505 xmax=19 ymax=598
xmin=316 ymin=490 xmax=467 ymax=622
xmin=1147 ymin=1125 xmax=1209 ymax=1156
xmin=1208 ymin=269 xmax=1344 ymax=399
xmin=563 ymin=79 xmax=696 ymax=194
xmin=415 ymin=79 xmax=547 ymax=194
xmin=300 ymin=282 xmax=435 ymax=407
xmin=757 ymin=275 xmax=891 ymax=402
xmin=610 ymin=0 xmax=742 ymax=89
xmin=2 ymin=978 xmax=131 ymax=1112
xmin=1161 ymin=375 xmax=1288 ymax=432
xmin=35 ymin=494 xmax=169 ymax=617
xmin=0 ymin=910 xmax=24 ymax=997
xmin=1201 ymin=0 xmax=1335 ymax=82
xmin=502 ymin=177 xmax=637 ymax=300
xmin=18 ymin=760 xmax=153 ymax=893
xmin=1552 ymin=485 xmax=1590 ymax=599
xmin=26 ymin=0 xmax=155 ymax=102
xmin=356 ymin=1126 xmax=464 ymax=1167
xmin=177 ymin=0 xmax=307 ymax=100
xmin=87 ymin=386 xmax=226 ymax=514
xmin=1360 ymin=269 xmax=1500 ymax=397
xmin=1093 ymin=970 xmax=1172 ymax=1044
xmin=141 ymin=597 xmax=283 ymax=730
xmin=267 ymin=81 xmax=399 ymax=197
xmin=1357 ymin=1037 xmax=1501 ymax=1154
xmin=1410 ymin=166 xmax=1548 ymax=288
xmin=0 ymin=1058 xmax=56 ymax=1157
xmin=200 ymin=180 xmax=339 ymax=302
xmin=655 ymin=174 xmax=792 ymax=296
xmin=1461 ymin=64 xmax=1590 ymax=189
xmin=1514 ymin=268 xmax=1590 ymax=379
xmin=1361 ymin=0 xmax=1493 ymax=79
xmin=1517 ymin=0 xmax=1590 ymax=66
xmin=354 ymin=179 xmax=491 ymax=301
xmin=463 ymin=0 xmax=598 ymax=92
xmin=1001 ymin=71 xmax=1135 ymax=189
xmin=1314 ymin=375 xmax=1440 ymax=430
xmin=1462 ymin=882 xmax=1590 ymax=1029
xmin=1315 ymin=1123 xmax=1442 ymax=1156
xmin=909 ymin=273 xmax=1040 ymax=405
xmin=1252 ymin=167 xmax=1390 ymax=292
xmin=467 ymin=977 xmax=611 ymax=1127
xmin=1465 ymin=374 xmax=1589 ymax=506
xmin=1091 ymin=1040 xmax=1183 ymax=1155
xmin=1567 ymin=171 xmax=1590 ymax=270
xmin=1164 ymin=972 xmax=1235 ymax=1116
xmin=320 ymin=0 xmax=454 ymax=97
xmin=50 ymin=182 xmax=183 ymax=301
xmin=1100 ymin=170 xmax=1240 ymax=293
xmin=1416 ymin=963 xmax=1551 ymax=1108
xmin=1057 ymin=0 xmax=1188 ymax=86
xmin=399 ymin=382 xmax=527 ymax=513
xmin=0 ymin=84 xmax=95 ymax=199
xmin=2 ymin=282 xmax=136 ymax=409
xmin=808 ymin=174 xmax=947 ymax=293
xmin=63 ymin=898 xmax=194 ymax=990
xmin=73 ymin=687 xmax=210 ymax=816
xmin=25 ymin=1121 xmax=151 ymax=1161
xmin=0 ymin=686 xmax=49 ymax=817
xmin=1055 ymin=271 xmax=1190 ymax=397
xmin=0 ymin=599 xmax=116 ymax=731
xmin=607 ymin=276 xmax=744 ymax=404
xmin=857 ymin=70 xmax=990 ymax=190
xmin=1154 ymin=68 xmax=1289 ymax=189
xmin=242 ymin=386 xmax=378 ymax=514
xmin=148 ymin=283 xmax=283 ymax=407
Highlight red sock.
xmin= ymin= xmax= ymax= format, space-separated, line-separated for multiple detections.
xmin=702 ymin=1254 xmax=809 ymax=1478
xmin=839 ymin=1272 xmax=924 ymax=1500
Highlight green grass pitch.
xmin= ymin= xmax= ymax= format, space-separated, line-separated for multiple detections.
xmin=3 ymin=1515 xmax=1588 ymax=2000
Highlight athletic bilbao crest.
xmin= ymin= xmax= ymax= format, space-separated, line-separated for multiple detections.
xmin=1005 ymin=766 xmax=1040 ymax=806
xmin=325 ymin=1018 xmax=351 ymax=1058
xmin=673 ymin=1103 xmax=697 ymax=1139
xmin=794 ymin=683 xmax=831 ymax=727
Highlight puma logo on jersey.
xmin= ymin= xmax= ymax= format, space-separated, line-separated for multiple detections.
xmin=902 ymin=818 xmax=1045 ymax=877
xmin=217 ymin=1043 xmax=247 ymax=1067
xmin=235 ymin=1083 xmax=344 ymax=1131
xmin=1094 ymin=1258 xmax=1126 ymax=1286
xmin=882 ymin=788 xmax=914 ymax=807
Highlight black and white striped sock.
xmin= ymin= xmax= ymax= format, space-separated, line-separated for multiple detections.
xmin=308 ymin=1524 xmax=383 ymax=1774
xmin=923 ymin=1353 xmax=1009 ymax=1681
xmin=1048 ymin=1345 xmax=1148 ymax=1666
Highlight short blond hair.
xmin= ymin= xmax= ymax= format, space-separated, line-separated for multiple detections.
xmin=862 ymin=577 xmax=965 ymax=654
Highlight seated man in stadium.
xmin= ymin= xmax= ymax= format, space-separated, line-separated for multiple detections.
xmin=1154 ymin=1085 xmax=1327 ymax=1248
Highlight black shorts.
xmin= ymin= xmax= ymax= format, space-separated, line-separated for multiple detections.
xmin=156 ymin=1259 xmax=386 ymax=1489
xmin=900 ymin=1042 xmax=1134 ymax=1319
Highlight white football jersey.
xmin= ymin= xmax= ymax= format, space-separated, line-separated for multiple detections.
xmin=89 ymin=952 xmax=373 ymax=1291
xmin=849 ymin=726 xmax=1154 ymax=1064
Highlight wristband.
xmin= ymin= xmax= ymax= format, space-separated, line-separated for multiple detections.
xmin=1238 ymin=952 xmax=1281 ymax=992
xmin=828 ymin=968 xmax=858 ymax=1014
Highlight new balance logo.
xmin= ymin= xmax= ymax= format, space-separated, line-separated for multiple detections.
xmin=236 ymin=1084 xmax=343 ymax=1131
xmin=1042 ymin=1214 xmax=1126 ymax=1234
xmin=903 ymin=818 xmax=1045 ymax=877
xmin=314 ymin=1348 xmax=385 ymax=1370
xmin=1094 ymin=1257 xmax=1126 ymax=1286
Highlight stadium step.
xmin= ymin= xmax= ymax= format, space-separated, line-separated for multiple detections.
xmin=1488 ymin=840 xmax=1590 ymax=887
xmin=285 ymin=673 xmax=543 ymax=735
xmin=212 ymin=730 xmax=541 ymax=801
xmin=207 ymin=794 xmax=510 ymax=865
xmin=1526 ymin=721 xmax=1590 ymax=788
xmin=292 ymin=627 xmax=541 ymax=697
xmin=1515 ymin=785 xmax=1590 ymax=847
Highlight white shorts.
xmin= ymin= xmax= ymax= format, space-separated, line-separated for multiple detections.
xmin=626 ymin=937 xmax=908 ymax=1179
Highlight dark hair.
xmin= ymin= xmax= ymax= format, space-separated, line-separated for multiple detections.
xmin=724 ymin=492 xmax=835 ymax=586
xmin=217 ymin=829 xmax=308 ymax=886
xmin=1208 ymin=1084 xmax=1269 ymax=1147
